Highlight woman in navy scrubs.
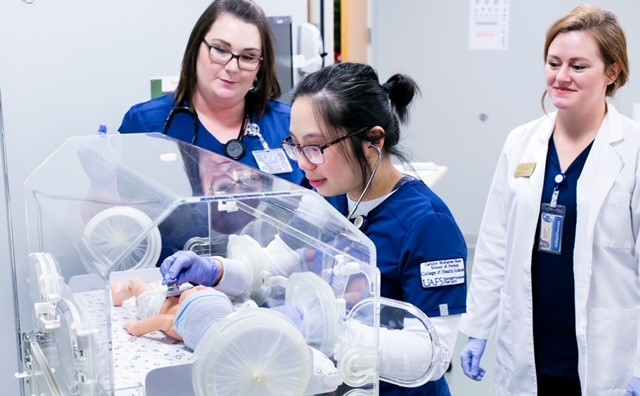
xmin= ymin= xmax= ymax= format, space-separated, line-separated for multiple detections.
xmin=116 ymin=0 xmax=345 ymax=262
xmin=285 ymin=62 xmax=468 ymax=395
xmin=119 ymin=0 xmax=300 ymax=184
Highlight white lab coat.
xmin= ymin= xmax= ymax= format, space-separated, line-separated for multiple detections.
xmin=459 ymin=104 xmax=640 ymax=395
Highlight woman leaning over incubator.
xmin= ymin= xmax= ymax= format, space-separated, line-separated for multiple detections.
xmin=161 ymin=62 xmax=468 ymax=395
xmin=119 ymin=0 xmax=298 ymax=182
xmin=459 ymin=4 xmax=640 ymax=396
xmin=114 ymin=0 xmax=349 ymax=263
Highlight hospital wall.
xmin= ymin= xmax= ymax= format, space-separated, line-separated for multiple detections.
xmin=370 ymin=0 xmax=640 ymax=244
xmin=0 ymin=1 xmax=307 ymax=394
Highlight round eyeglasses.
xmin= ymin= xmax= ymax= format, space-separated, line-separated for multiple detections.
xmin=202 ymin=40 xmax=263 ymax=71
xmin=282 ymin=127 xmax=370 ymax=165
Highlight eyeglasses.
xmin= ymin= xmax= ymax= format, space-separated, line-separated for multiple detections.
xmin=282 ymin=127 xmax=369 ymax=165
xmin=202 ymin=40 xmax=263 ymax=71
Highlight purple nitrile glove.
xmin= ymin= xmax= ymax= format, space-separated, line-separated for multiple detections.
xmin=460 ymin=337 xmax=487 ymax=381
xmin=271 ymin=305 xmax=304 ymax=327
xmin=160 ymin=251 xmax=220 ymax=287
xmin=627 ymin=376 xmax=640 ymax=396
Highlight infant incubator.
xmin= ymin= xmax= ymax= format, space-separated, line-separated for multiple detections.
xmin=16 ymin=133 xmax=448 ymax=395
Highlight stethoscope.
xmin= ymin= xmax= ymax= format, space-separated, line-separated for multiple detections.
xmin=348 ymin=144 xmax=382 ymax=230
xmin=161 ymin=103 xmax=256 ymax=161
xmin=348 ymin=144 xmax=415 ymax=231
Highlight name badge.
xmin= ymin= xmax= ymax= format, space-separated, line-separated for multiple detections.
xmin=514 ymin=162 xmax=536 ymax=177
xmin=420 ymin=258 xmax=465 ymax=288
xmin=252 ymin=148 xmax=293 ymax=174
xmin=538 ymin=203 xmax=566 ymax=255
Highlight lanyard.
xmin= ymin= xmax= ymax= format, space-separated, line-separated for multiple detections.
xmin=245 ymin=122 xmax=270 ymax=150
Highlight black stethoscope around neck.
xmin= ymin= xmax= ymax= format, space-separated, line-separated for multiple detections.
xmin=161 ymin=103 xmax=250 ymax=161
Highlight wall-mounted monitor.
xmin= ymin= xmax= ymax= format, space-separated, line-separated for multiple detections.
xmin=267 ymin=16 xmax=294 ymax=103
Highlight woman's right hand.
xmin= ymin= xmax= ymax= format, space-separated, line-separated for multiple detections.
xmin=160 ymin=251 xmax=220 ymax=287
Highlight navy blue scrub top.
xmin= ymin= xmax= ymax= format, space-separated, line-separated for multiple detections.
xmin=531 ymin=136 xmax=592 ymax=379
xmin=118 ymin=94 xmax=347 ymax=264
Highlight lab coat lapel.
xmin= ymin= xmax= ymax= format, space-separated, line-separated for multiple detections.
xmin=523 ymin=116 xmax=554 ymax=211
xmin=580 ymin=111 xmax=624 ymax=237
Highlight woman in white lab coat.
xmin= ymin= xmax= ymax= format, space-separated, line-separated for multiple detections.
xmin=459 ymin=5 xmax=640 ymax=395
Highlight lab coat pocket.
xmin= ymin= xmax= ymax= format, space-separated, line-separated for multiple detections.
xmin=494 ymin=291 xmax=514 ymax=381
xmin=587 ymin=306 xmax=639 ymax=391
xmin=593 ymin=192 xmax=633 ymax=249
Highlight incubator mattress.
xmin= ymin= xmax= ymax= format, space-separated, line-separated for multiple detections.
xmin=76 ymin=288 xmax=193 ymax=395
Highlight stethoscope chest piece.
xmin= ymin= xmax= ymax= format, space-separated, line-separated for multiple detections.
xmin=224 ymin=138 xmax=246 ymax=160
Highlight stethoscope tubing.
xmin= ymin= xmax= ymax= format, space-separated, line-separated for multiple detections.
xmin=162 ymin=103 xmax=252 ymax=160
xmin=162 ymin=105 xmax=200 ymax=145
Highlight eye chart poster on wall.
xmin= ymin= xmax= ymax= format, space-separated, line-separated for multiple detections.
xmin=468 ymin=0 xmax=510 ymax=50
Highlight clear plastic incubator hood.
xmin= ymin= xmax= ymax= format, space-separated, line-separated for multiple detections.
xmin=17 ymin=133 xmax=447 ymax=395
